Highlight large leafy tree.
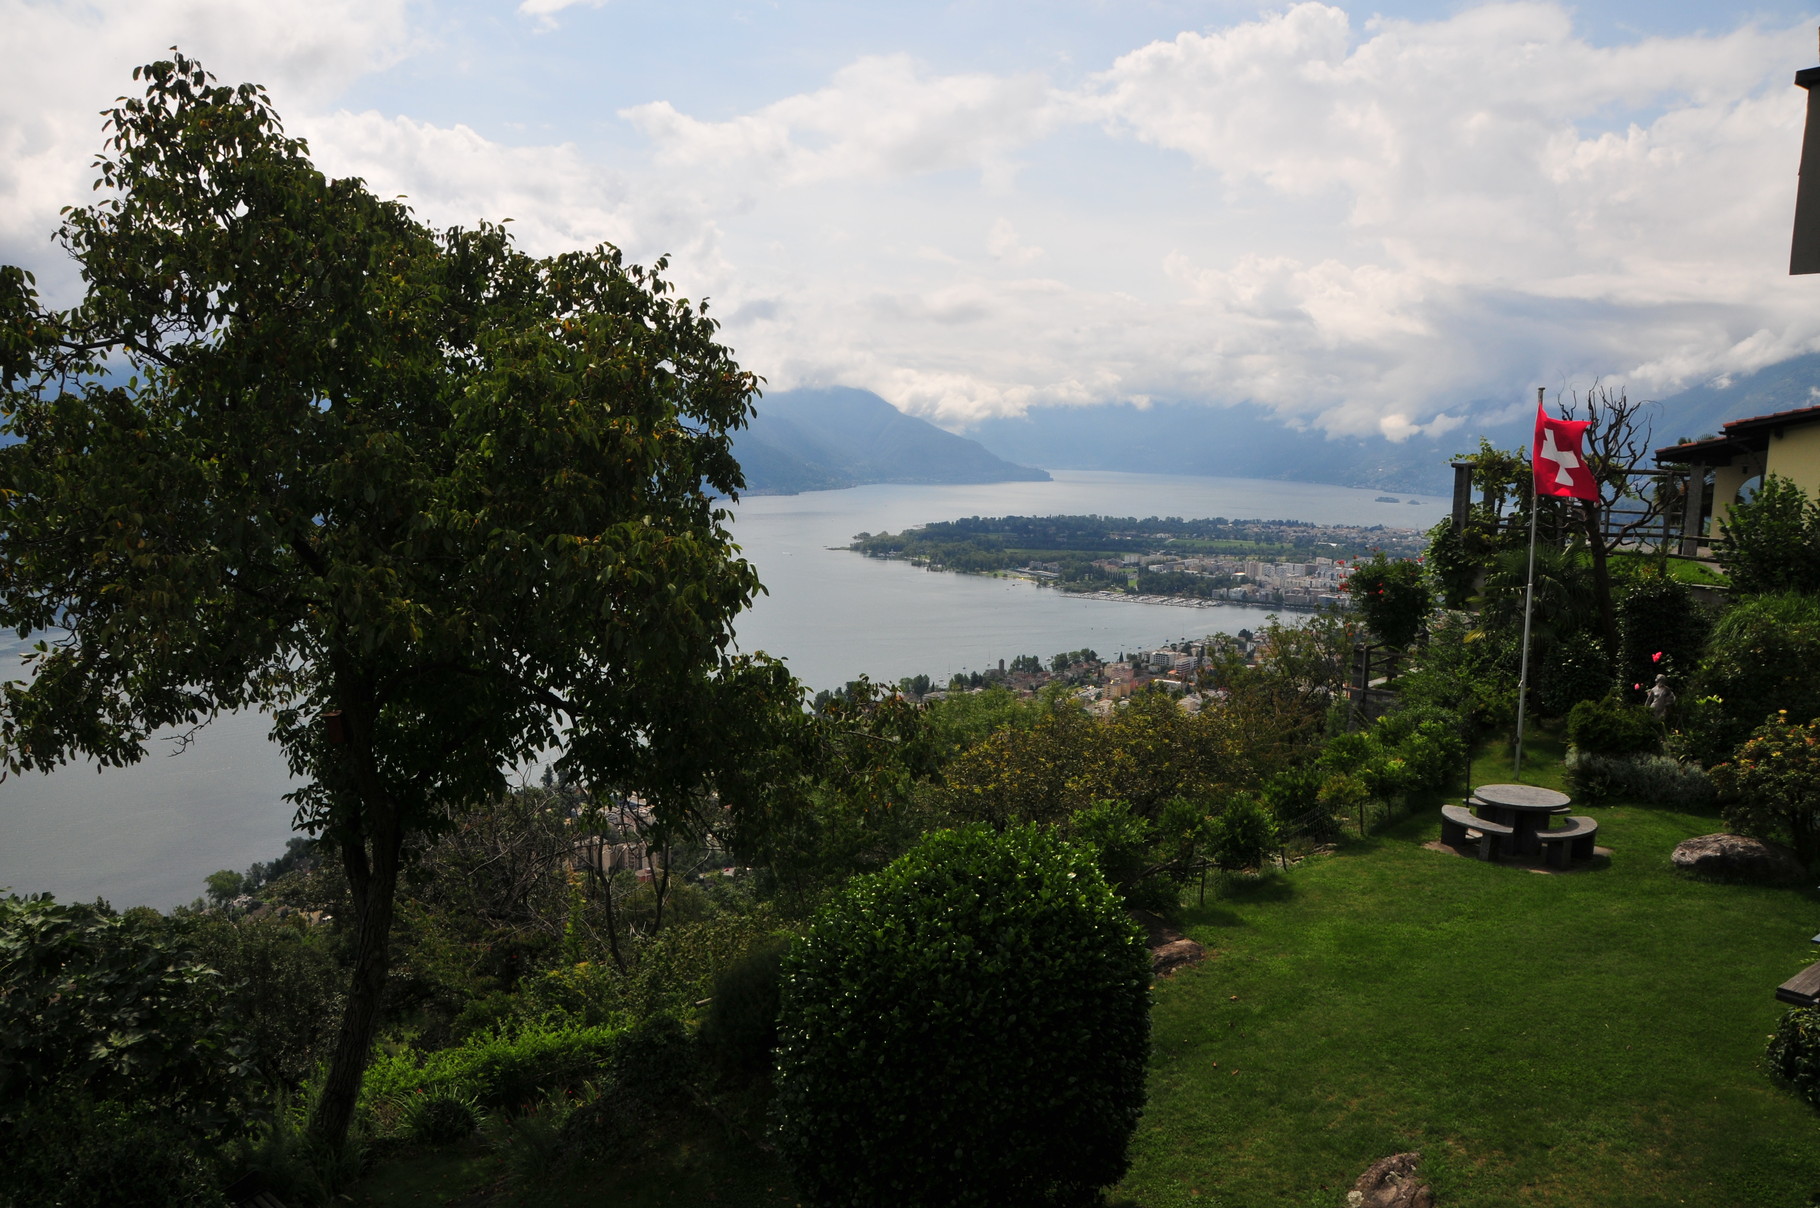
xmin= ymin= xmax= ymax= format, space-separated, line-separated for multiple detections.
xmin=0 ymin=54 xmax=783 ymax=1146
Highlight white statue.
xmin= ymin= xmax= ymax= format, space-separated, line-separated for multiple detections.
xmin=1647 ymin=674 xmax=1675 ymax=721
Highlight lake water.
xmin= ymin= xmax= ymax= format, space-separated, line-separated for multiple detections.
xmin=0 ymin=471 xmax=1445 ymax=909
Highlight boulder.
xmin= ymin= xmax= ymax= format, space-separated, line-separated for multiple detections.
xmin=1151 ymin=937 xmax=1208 ymax=977
xmin=1346 ymin=1152 xmax=1433 ymax=1208
xmin=1671 ymin=833 xmax=1806 ymax=885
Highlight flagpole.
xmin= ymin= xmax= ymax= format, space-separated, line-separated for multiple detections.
xmin=1514 ymin=386 xmax=1544 ymax=778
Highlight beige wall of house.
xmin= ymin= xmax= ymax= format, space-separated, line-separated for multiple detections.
xmin=1710 ymin=456 xmax=1766 ymax=536
xmin=1767 ymin=424 xmax=1820 ymax=496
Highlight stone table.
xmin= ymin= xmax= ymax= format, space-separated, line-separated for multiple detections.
xmin=1472 ymin=783 xmax=1571 ymax=858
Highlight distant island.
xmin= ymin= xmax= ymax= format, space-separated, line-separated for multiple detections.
xmin=850 ymin=514 xmax=1427 ymax=610
xmin=732 ymin=386 xmax=1049 ymax=495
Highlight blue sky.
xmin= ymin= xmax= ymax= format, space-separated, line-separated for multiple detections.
xmin=5 ymin=1 xmax=1820 ymax=439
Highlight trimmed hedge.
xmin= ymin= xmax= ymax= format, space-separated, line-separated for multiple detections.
xmin=1768 ymin=1005 xmax=1820 ymax=1108
xmin=773 ymin=824 xmax=1151 ymax=1208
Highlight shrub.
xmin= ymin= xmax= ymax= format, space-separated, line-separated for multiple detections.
xmin=1562 ymin=750 xmax=1714 ymax=807
xmin=408 ymin=1095 xmax=479 ymax=1146
xmin=1711 ymin=712 xmax=1820 ymax=866
xmin=1566 ymin=694 xmax=1660 ymax=758
xmin=1344 ymin=552 xmax=1431 ymax=649
xmin=1767 ymin=1005 xmax=1820 ymax=1108
xmin=551 ymin=1014 xmax=698 ymax=1166
xmin=357 ymin=1019 xmax=625 ymax=1131
xmin=773 ymin=825 xmax=1150 ymax=1208
xmin=4 ymin=1097 xmax=230 ymax=1208
xmin=698 ymin=935 xmax=790 ymax=1081
xmin=1719 ymin=474 xmax=1820 ymax=595
xmin=1209 ymin=796 xmax=1279 ymax=872
xmin=1615 ymin=569 xmax=1708 ymax=706
xmin=0 ymin=894 xmax=255 ymax=1207
xmin=1682 ymin=592 xmax=1820 ymax=766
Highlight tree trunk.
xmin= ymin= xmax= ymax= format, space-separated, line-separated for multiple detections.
xmin=308 ymin=818 xmax=403 ymax=1151
xmin=1581 ymin=500 xmax=1622 ymax=655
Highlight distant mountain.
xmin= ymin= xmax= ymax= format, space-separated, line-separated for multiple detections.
xmin=956 ymin=354 xmax=1820 ymax=495
xmin=1643 ymin=352 xmax=1820 ymax=444
xmin=734 ymin=386 xmax=1050 ymax=495
xmin=965 ymin=401 xmax=1466 ymax=495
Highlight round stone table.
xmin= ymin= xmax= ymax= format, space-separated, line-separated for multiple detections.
xmin=1472 ymin=783 xmax=1571 ymax=857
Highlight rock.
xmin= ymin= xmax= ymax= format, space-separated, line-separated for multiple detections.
xmin=1671 ymin=833 xmax=1807 ymax=885
xmin=1348 ymin=1152 xmax=1433 ymax=1208
xmin=1151 ymin=937 xmax=1208 ymax=977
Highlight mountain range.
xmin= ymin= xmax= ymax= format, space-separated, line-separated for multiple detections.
xmin=945 ymin=352 xmax=1820 ymax=496
xmin=733 ymin=386 xmax=1049 ymax=495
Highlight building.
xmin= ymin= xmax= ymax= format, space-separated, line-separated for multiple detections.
xmin=1654 ymin=401 xmax=1820 ymax=552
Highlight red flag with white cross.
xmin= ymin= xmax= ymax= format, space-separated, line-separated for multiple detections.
xmin=1532 ymin=403 xmax=1596 ymax=500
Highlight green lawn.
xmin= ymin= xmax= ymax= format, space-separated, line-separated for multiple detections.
xmin=1119 ymin=803 xmax=1820 ymax=1207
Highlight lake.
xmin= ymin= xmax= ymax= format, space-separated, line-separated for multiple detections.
xmin=0 ymin=470 xmax=1445 ymax=909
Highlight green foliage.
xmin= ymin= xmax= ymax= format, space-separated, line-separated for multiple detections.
xmin=1260 ymin=766 xmax=1333 ymax=839
xmin=1767 ymin=1006 xmax=1820 ymax=1110
xmin=1565 ymin=693 xmax=1661 ymax=758
xmin=1718 ymin=474 xmax=1820 ymax=595
xmin=357 ymin=1019 xmax=625 ymax=1128
xmin=1614 ymin=568 xmax=1709 ymax=707
xmin=1421 ymin=517 xmax=1478 ymax=610
xmin=1711 ymin=712 xmax=1820 ymax=865
xmin=698 ymin=935 xmax=790 ymax=1081
xmin=1010 ymin=653 xmax=1044 ymax=674
xmin=204 ymin=869 xmax=244 ymax=909
xmin=0 ymin=895 xmax=256 ymax=1207
xmin=1683 ymin=593 xmax=1820 ymax=766
xmin=0 ymin=52 xmax=786 ymax=1146
xmin=1391 ymin=610 xmax=1517 ymax=736
xmin=1065 ymin=795 xmax=1153 ymax=883
xmin=1562 ymin=750 xmax=1714 ymax=807
xmin=1344 ymin=552 xmax=1431 ymax=649
xmin=408 ymin=1095 xmax=480 ymax=1146
xmin=774 ymin=825 xmax=1150 ymax=1208
xmin=1374 ymin=705 xmax=1467 ymax=794
xmin=3 ymin=1097 xmax=231 ymax=1208
xmin=1535 ymin=629 xmax=1615 ymax=718
xmin=1208 ymin=796 xmax=1279 ymax=872
xmin=0 ymin=895 xmax=254 ymax=1133
xmin=179 ymin=913 xmax=346 ymax=1091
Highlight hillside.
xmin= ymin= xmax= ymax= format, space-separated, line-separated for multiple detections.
xmin=957 ymin=355 xmax=1820 ymax=494
xmin=733 ymin=386 xmax=1050 ymax=494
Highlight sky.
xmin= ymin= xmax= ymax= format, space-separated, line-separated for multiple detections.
xmin=4 ymin=0 xmax=1820 ymax=443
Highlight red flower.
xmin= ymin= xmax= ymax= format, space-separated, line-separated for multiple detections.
xmin=1652 ymin=651 xmax=1663 ymax=663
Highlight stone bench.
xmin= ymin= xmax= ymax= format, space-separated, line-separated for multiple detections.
xmin=1532 ymin=816 xmax=1599 ymax=868
xmin=1440 ymin=803 xmax=1513 ymax=860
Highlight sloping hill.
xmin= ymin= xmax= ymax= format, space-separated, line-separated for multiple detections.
xmin=734 ymin=386 xmax=1050 ymax=494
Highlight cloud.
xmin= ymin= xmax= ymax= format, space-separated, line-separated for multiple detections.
xmin=987 ymin=218 xmax=1044 ymax=265
xmin=0 ymin=0 xmax=416 ymax=302
xmin=5 ymin=1 xmax=1816 ymax=445
xmin=621 ymin=54 xmax=1060 ymax=190
xmin=704 ymin=3 xmax=1817 ymax=435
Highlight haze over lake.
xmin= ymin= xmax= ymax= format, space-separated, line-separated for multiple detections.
xmin=0 ymin=471 xmax=1445 ymax=910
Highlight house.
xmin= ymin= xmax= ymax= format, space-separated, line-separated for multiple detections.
xmin=1654 ymin=401 xmax=1820 ymax=552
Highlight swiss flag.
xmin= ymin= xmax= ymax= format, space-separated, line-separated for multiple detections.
xmin=1533 ymin=403 xmax=1596 ymax=501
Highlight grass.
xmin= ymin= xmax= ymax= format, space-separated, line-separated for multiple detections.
xmin=1609 ymin=552 xmax=1728 ymax=587
xmin=1119 ymin=801 xmax=1820 ymax=1206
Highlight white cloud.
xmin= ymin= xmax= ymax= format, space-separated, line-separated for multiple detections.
xmin=518 ymin=0 xmax=608 ymax=18
xmin=622 ymin=54 xmax=1060 ymax=190
xmin=987 ymin=217 xmax=1044 ymax=265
